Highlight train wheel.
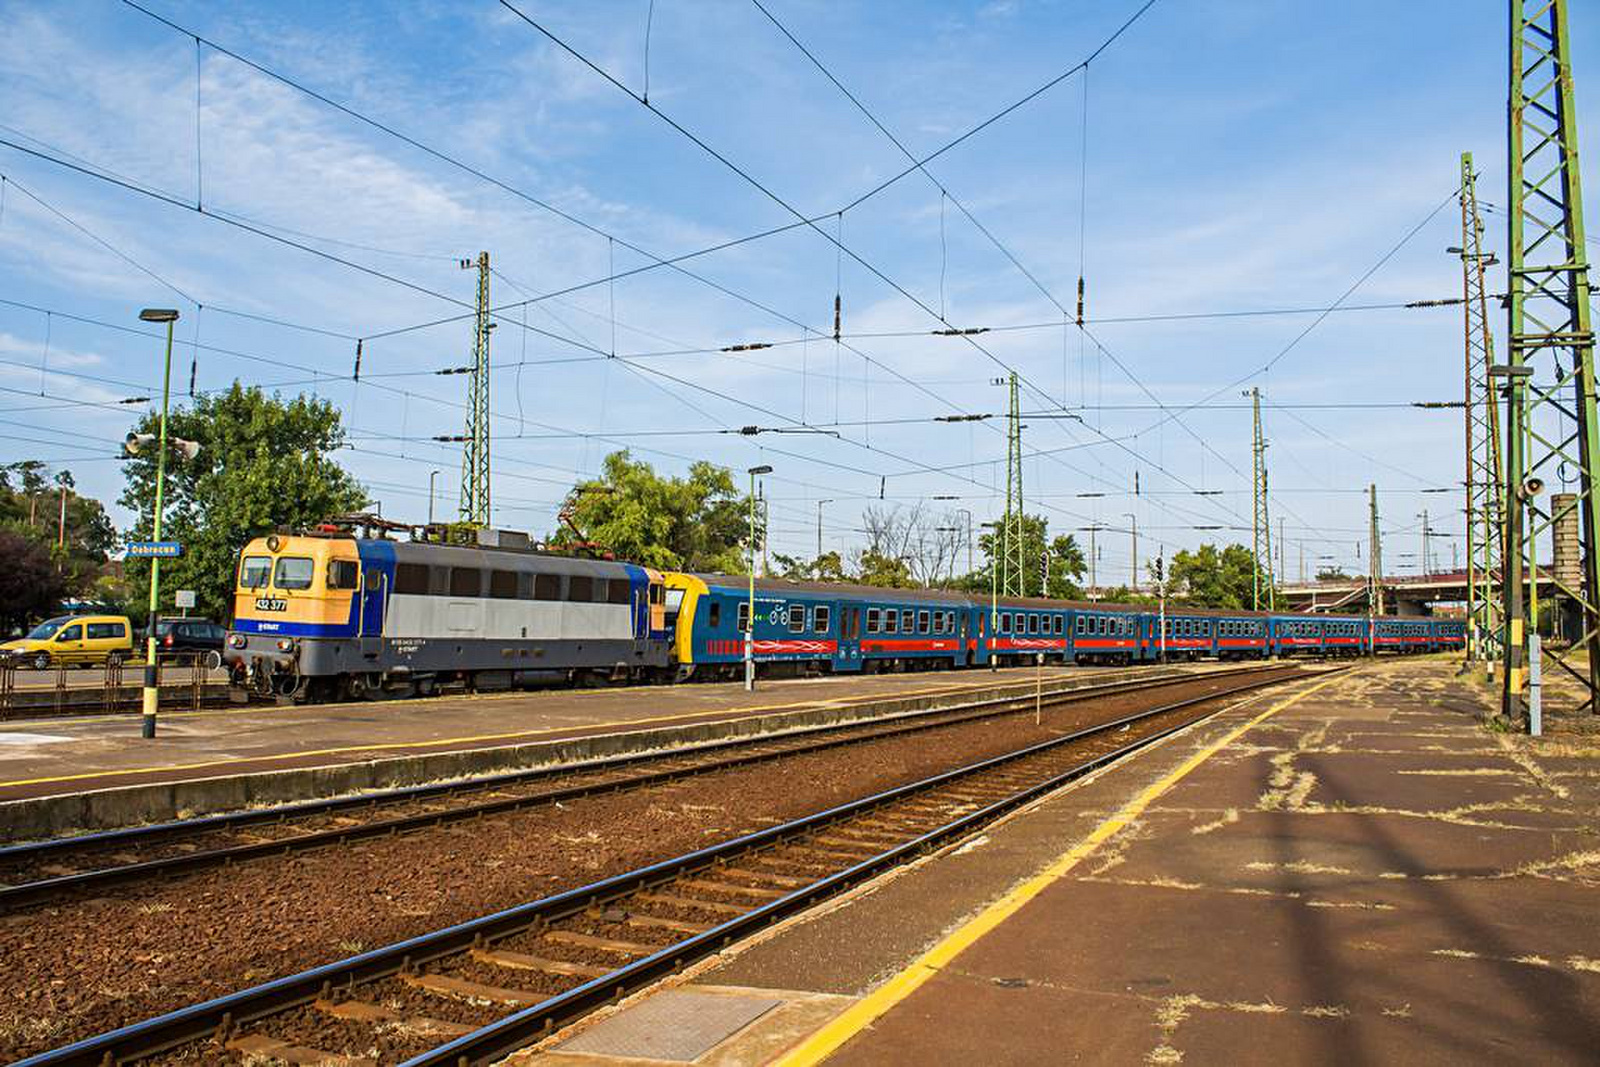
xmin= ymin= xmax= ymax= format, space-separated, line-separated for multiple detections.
xmin=342 ymin=673 xmax=382 ymax=702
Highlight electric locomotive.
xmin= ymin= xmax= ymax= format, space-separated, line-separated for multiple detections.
xmin=226 ymin=527 xmax=672 ymax=701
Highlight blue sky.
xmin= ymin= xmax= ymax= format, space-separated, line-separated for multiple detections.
xmin=2 ymin=0 xmax=1597 ymax=584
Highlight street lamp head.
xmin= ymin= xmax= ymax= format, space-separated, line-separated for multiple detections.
xmin=748 ymin=464 xmax=773 ymax=476
xmin=138 ymin=308 xmax=180 ymax=323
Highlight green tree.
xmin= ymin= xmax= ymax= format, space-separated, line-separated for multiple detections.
xmin=856 ymin=550 xmax=915 ymax=588
xmin=0 ymin=530 xmax=70 ymax=634
xmin=772 ymin=551 xmax=848 ymax=582
xmin=968 ymin=513 xmax=1086 ymax=598
xmin=119 ymin=383 xmax=367 ymax=622
xmin=0 ymin=465 xmax=118 ymax=607
xmin=1167 ymin=543 xmax=1260 ymax=608
xmin=550 ymin=450 xmax=753 ymax=572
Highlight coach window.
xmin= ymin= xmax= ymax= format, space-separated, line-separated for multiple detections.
xmin=886 ymin=610 xmax=899 ymax=634
xmin=534 ymin=574 xmax=562 ymax=600
xmin=815 ymin=605 xmax=831 ymax=633
xmin=736 ymin=601 xmax=751 ymax=633
xmin=901 ymin=609 xmax=914 ymax=632
xmin=489 ymin=569 xmax=518 ymax=599
xmin=274 ymin=556 xmax=315 ymax=590
xmin=1001 ymin=612 xmax=1012 ymax=633
xmin=788 ymin=604 xmax=806 ymax=633
xmin=568 ymin=575 xmax=593 ymax=602
xmin=917 ymin=610 xmax=930 ymax=633
xmin=866 ymin=608 xmax=880 ymax=633
xmin=450 ymin=567 xmax=482 ymax=597
xmin=327 ymin=559 xmax=359 ymax=590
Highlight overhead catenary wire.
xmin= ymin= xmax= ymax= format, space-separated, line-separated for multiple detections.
xmin=498 ymin=0 xmax=1257 ymax=539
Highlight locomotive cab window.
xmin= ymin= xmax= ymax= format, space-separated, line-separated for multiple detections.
xmin=708 ymin=601 xmax=721 ymax=628
xmin=814 ymin=605 xmax=831 ymax=633
xmin=567 ymin=575 xmax=593 ymax=602
xmin=535 ymin=574 xmax=561 ymax=600
xmin=273 ymin=557 xmax=315 ymax=590
xmin=240 ymin=556 xmax=271 ymax=590
xmin=327 ymin=560 xmax=360 ymax=590
xmin=608 ymin=580 xmax=631 ymax=604
xmin=788 ymin=604 xmax=806 ymax=633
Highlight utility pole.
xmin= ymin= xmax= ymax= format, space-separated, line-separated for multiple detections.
xmin=459 ymin=251 xmax=492 ymax=527
xmin=1420 ymin=510 xmax=1431 ymax=575
xmin=998 ymin=371 xmax=1025 ymax=597
xmin=1087 ymin=526 xmax=1099 ymax=602
xmin=1246 ymin=386 xmax=1274 ymax=610
xmin=1278 ymin=516 xmax=1286 ymax=589
xmin=1457 ymin=151 xmax=1505 ymax=668
xmin=760 ymin=489 xmax=770 ymax=576
xmin=1504 ymin=0 xmax=1600 ymax=723
xmin=1123 ymin=512 xmax=1138 ymax=592
xmin=816 ymin=499 xmax=832 ymax=559
xmin=57 ymin=484 xmax=67 ymax=549
xmin=1369 ymin=484 xmax=1383 ymax=617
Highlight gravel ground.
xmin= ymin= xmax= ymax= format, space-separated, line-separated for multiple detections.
xmin=0 ymin=669 xmax=1307 ymax=1060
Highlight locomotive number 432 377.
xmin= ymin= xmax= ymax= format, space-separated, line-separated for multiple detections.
xmin=254 ymin=597 xmax=288 ymax=612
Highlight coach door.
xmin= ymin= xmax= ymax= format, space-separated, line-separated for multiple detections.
xmin=837 ymin=604 xmax=862 ymax=668
xmin=959 ymin=611 xmax=971 ymax=665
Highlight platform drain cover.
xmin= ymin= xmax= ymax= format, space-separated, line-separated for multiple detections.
xmin=558 ymin=989 xmax=782 ymax=1061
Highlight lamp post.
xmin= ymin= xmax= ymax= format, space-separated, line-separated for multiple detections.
xmin=746 ymin=465 xmax=772 ymax=691
xmin=816 ymin=498 xmax=832 ymax=559
xmin=137 ymin=308 xmax=179 ymax=740
xmin=428 ymin=470 xmax=441 ymax=525
xmin=982 ymin=520 xmax=1001 ymax=671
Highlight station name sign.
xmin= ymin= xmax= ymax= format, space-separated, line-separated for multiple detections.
xmin=126 ymin=541 xmax=183 ymax=558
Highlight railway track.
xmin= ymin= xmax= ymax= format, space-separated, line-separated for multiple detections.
xmin=15 ymin=664 xmax=1336 ymax=1067
xmin=0 ymin=664 xmax=1296 ymax=908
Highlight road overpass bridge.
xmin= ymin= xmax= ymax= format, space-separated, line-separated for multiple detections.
xmin=1279 ymin=569 xmax=1561 ymax=616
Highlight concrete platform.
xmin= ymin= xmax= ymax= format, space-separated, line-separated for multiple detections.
xmin=518 ymin=659 xmax=1600 ymax=1066
xmin=0 ymin=662 xmax=1219 ymax=839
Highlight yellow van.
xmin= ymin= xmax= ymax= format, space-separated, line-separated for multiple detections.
xmin=1 ymin=615 xmax=135 ymax=670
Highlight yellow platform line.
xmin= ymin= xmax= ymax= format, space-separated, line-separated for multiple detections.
xmin=774 ymin=670 xmax=1347 ymax=1066
xmin=0 ymin=674 xmax=1069 ymax=791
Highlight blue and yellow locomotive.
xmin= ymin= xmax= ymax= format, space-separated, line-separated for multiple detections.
xmin=226 ymin=528 xmax=672 ymax=701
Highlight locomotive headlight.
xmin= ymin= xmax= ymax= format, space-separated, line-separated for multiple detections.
xmin=276 ymin=638 xmax=295 ymax=652
xmin=228 ymin=634 xmax=246 ymax=649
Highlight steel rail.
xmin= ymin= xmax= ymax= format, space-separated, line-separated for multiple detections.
xmin=0 ymin=665 xmax=1290 ymax=907
xmin=14 ymin=666 xmax=1336 ymax=1067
